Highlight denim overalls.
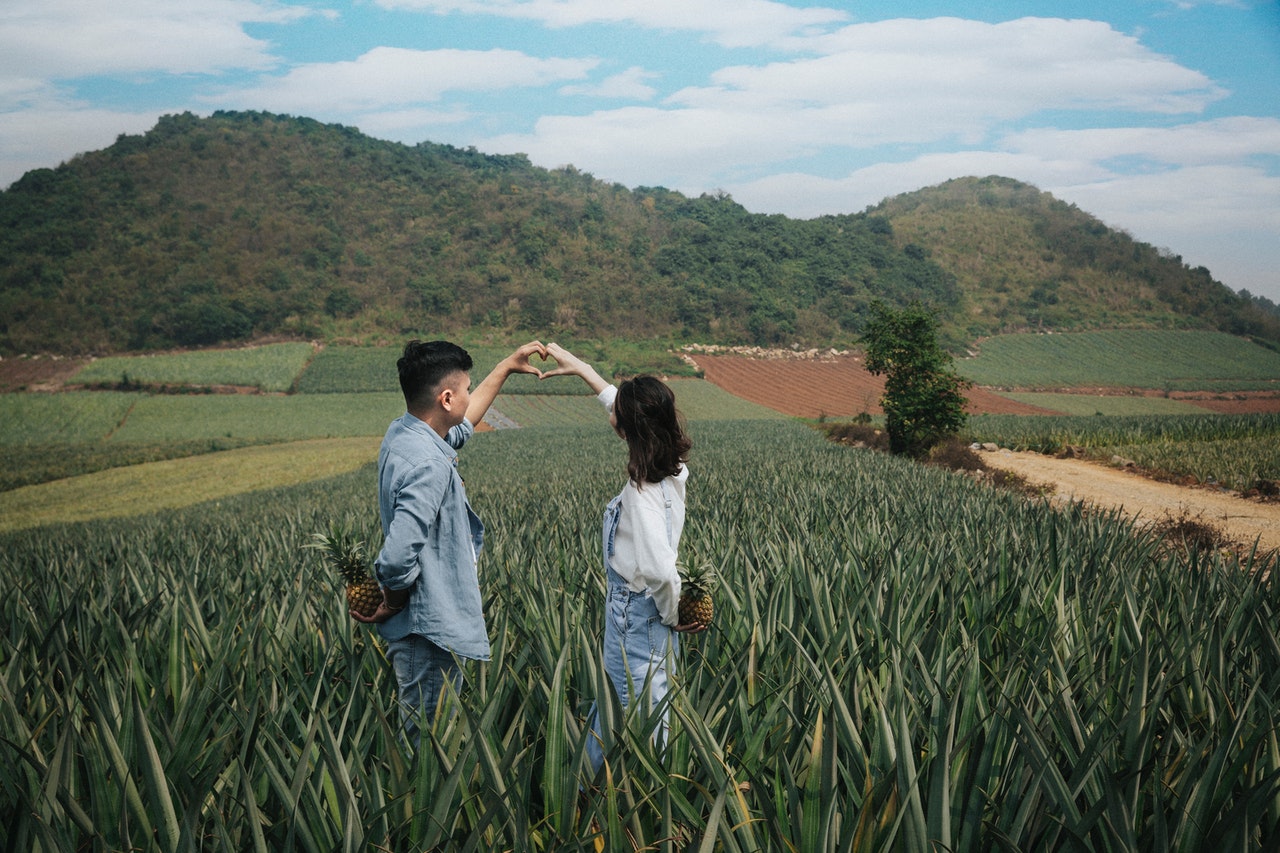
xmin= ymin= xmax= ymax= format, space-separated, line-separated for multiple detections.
xmin=585 ymin=480 xmax=679 ymax=775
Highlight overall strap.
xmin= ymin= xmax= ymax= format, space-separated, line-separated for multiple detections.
xmin=660 ymin=479 xmax=674 ymax=547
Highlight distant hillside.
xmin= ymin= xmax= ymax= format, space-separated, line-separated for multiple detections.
xmin=869 ymin=176 xmax=1280 ymax=343
xmin=1 ymin=111 xmax=1275 ymax=356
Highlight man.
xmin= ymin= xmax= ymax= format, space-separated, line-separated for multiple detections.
xmin=352 ymin=339 xmax=545 ymax=747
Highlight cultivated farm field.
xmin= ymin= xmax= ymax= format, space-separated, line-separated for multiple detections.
xmin=688 ymin=352 xmax=1058 ymax=419
xmin=960 ymin=329 xmax=1280 ymax=392
xmin=4 ymin=419 xmax=1279 ymax=850
xmin=687 ymin=330 xmax=1280 ymax=421
xmin=3 ymin=330 xmax=1280 ymax=848
xmin=70 ymin=342 xmax=317 ymax=393
xmin=688 ymin=331 xmax=1280 ymax=492
xmin=967 ymin=412 xmax=1280 ymax=494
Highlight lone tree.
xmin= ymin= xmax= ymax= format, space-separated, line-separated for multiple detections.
xmin=862 ymin=301 xmax=972 ymax=458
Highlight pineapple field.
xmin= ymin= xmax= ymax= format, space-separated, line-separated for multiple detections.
xmin=3 ymin=417 xmax=1278 ymax=850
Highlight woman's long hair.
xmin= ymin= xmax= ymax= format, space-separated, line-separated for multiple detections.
xmin=613 ymin=375 xmax=692 ymax=485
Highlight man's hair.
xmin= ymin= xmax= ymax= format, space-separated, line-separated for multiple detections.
xmin=398 ymin=340 xmax=472 ymax=410
xmin=613 ymin=375 xmax=692 ymax=485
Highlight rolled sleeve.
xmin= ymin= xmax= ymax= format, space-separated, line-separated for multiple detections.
xmin=446 ymin=418 xmax=475 ymax=450
xmin=597 ymin=385 xmax=617 ymax=412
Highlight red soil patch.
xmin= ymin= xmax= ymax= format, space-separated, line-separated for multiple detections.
xmin=0 ymin=355 xmax=88 ymax=393
xmin=1027 ymin=386 xmax=1280 ymax=415
xmin=688 ymin=353 xmax=1058 ymax=419
xmin=1167 ymin=392 xmax=1280 ymax=415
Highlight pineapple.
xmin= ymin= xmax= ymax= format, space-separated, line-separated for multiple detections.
xmin=307 ymin=523 xmax=382 ymax=618
xmin=677 ymin=562 xmax=717 ymax=626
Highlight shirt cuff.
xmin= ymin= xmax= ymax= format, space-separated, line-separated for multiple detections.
xmin=597 ymin=384 xmax=618 ymax=411
xmin=446 ymin=418 xmax=475 ymax=450
xmin=374 ymin=559 xmax=420 ymax=590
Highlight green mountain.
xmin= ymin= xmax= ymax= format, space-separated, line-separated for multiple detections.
xmin=1 ymin=111 xmax=1276 ymax=356
xmin=868 ymin=176 xmax=1280 ymax=344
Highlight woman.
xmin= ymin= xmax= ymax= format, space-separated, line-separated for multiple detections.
xmin=542 ymin=343 xmax=707 ymax=776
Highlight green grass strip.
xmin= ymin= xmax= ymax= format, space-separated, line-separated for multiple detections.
xmin=0 ymin=391 xmax=142 ymax=445
xmin=71 ymin=343 xmax=315 ymax=393
xmin=0 ymin=436 xmax=379 ymax=532
xmin=959 ymin=330 xmax=1280 ymax=390
xmin=108 ymin=393 xmax=404 ymax=442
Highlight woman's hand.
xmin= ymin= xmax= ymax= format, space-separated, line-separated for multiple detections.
xmin=540 ymin=342 xmax=587 ymax=377
xmin=541 ymin=342 xmax=609 ymax=394
xmin=674 ymin=621 xmax=708 ymax=634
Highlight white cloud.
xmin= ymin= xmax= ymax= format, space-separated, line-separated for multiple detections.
xmin=1059 ymin=164 xmax=1280 ymax=235
xmin=1002 ymin=117 xmax=1280 ymax=167
xmin=560 ymin=67 xmax=659 ymax=100
xmin=372 ymin=0 xmax=848 ymax=48
xmin=692 ymin=18 xmax=1224 ymax=116
xmin=484 ymin=105 xmax=809 ymax=187
xmin=0 ymin=77 xmax=59 ymax=112
xmin=479 ymin=17 xmax=1230 ymax=190
xmin=729 ymin=152 xmax=1100 ymax=218
xmin=204 ymin=47 xmax=599 ymax=113
xmin=352 ymin=107 xmax=476 ymax=139
xmin=0 ymin=0 xmax=309 ymax=79
xmin=0 ymin=105 xmax=165 ymax=185
xmin=1163 ymin=1 xmax=1248 ymax=9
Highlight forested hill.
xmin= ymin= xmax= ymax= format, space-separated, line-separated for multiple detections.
xmin=868 ymin=176 xmax=1280 ymax=343
xmin=1 ymin=110 xmax=1276 ymax=356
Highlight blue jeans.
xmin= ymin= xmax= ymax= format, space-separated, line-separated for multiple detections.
xmin=385 ymin=633 xmax=462 ymax=750
xmin=585 ymin=567 xmax=678 ymax=776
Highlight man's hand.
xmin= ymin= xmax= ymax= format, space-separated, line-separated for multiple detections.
xmin=466 ymin=341 xmax=547 ymax=425
xmin=350 ymin=602 xmax=404 ymax=624
xmin=500 ymin=341 xmax=548 ymax=379
xmin=350 ymin=586 xmax=410 ymax=624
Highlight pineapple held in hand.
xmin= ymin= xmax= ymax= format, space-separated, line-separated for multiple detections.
xmin=308 ymin=523 xmax=382 ymax=618
xmin=678 ymin=561 xmax=717 ymax=627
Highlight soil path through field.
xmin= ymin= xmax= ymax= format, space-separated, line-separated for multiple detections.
xmin=978 ymin=449 xmax=1280 ymax=554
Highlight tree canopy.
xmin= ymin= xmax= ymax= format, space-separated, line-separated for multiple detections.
xmin=863 ymin=301 xmax=972 ymax=458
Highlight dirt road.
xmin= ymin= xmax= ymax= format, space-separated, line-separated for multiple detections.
xmin=978 ymin=449 xmax=1280 ymax=554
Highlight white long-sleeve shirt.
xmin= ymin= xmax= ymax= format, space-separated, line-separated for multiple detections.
xmin=598 ymin=385 xmax=686 ymax=625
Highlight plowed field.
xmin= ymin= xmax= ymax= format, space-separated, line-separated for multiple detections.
xmin=688 ymin=353 xmax=1058 ymax=419
xmin=1166 ymin=392 xmax=1280 ymax=414
xmin=0 ymin=356 xmax=87 ymax=392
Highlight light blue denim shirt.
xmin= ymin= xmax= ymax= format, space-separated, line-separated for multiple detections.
xmin=374 ymin=413 xmax=489 ymax=660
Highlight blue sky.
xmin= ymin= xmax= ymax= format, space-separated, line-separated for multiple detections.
xmin=3 ymin=0 xmax=1279 ymax=301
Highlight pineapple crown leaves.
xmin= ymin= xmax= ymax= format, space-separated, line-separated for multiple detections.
xmin=305 ymin=521 xmax=374 ymax=584
xmin=678 ymin=560 xmax=719 ymax=595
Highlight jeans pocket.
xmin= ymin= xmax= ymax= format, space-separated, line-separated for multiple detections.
xmin=388 ymin=636 xmax=416 ymax=686
xmin=647 ymin=616 xmax=671 ymax=659
xmin=607 ymin=594 xmax=628 ymax=631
